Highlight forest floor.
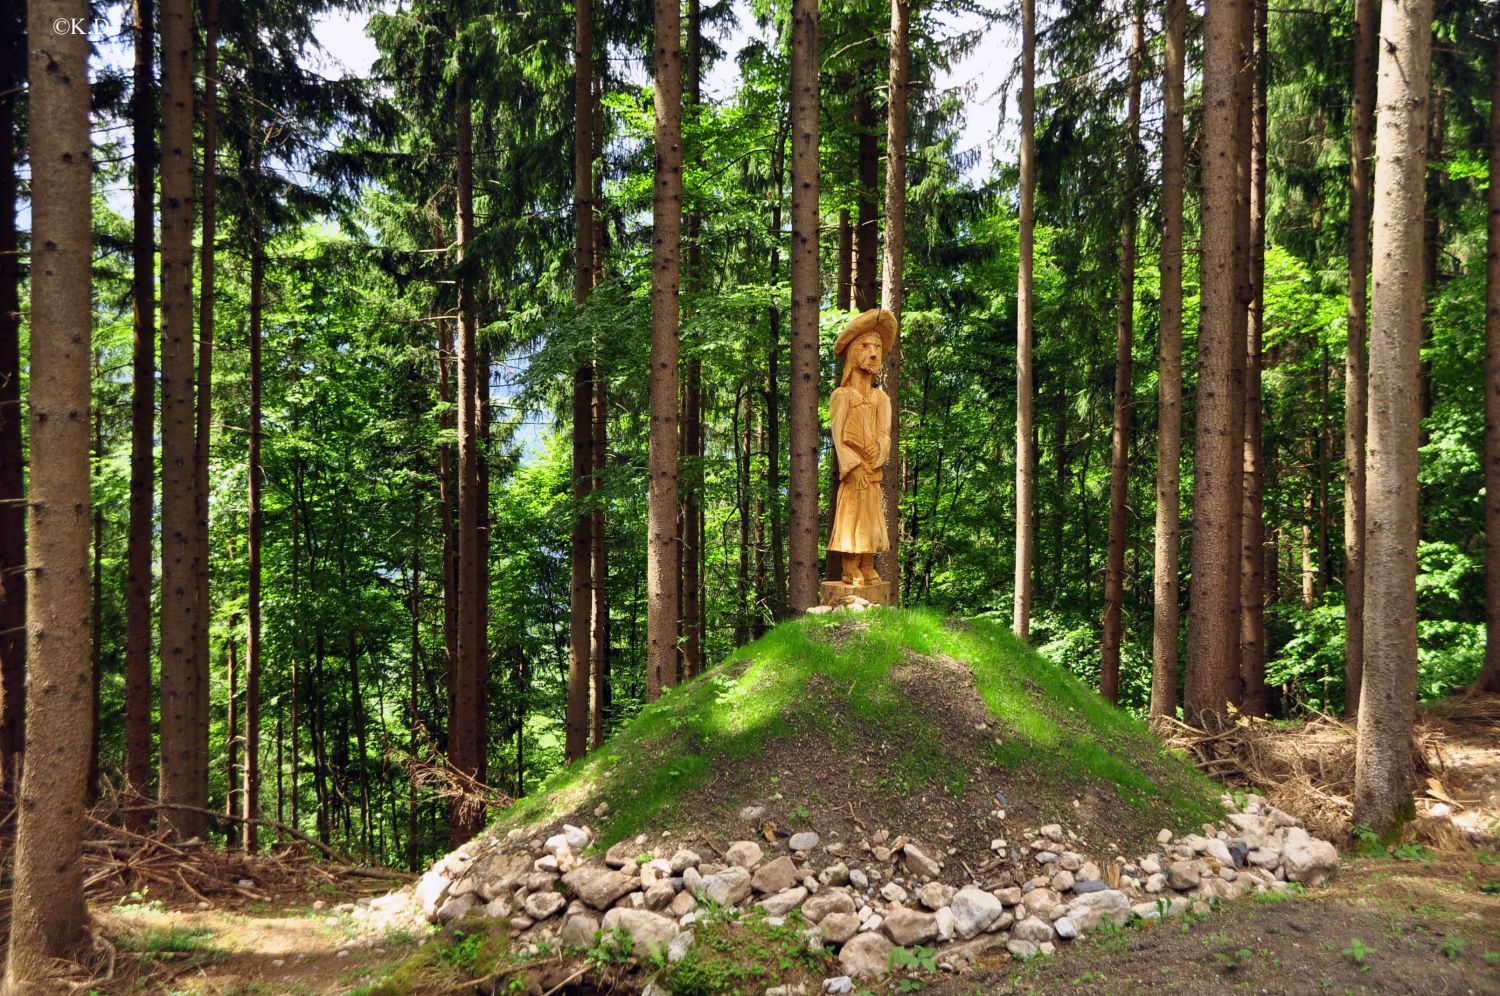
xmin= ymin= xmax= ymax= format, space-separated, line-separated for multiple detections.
xmin=14 ymin=612 xmax=1500 ymax=994
xmin=72 ymin=850 xmax=1500 ymax=994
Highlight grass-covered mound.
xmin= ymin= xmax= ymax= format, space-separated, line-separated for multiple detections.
xmin=496 ymin=609 xmax=1221 ymax=863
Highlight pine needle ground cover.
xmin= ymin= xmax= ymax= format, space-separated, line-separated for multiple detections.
xmin=493 ymin=608 xmax=1221 ymax=861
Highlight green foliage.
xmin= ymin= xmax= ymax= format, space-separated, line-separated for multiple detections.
xmin=660 ymin=908 xmax=829 ymax=996
xmin=1340 ymin=937 xmax=1373 ymax=969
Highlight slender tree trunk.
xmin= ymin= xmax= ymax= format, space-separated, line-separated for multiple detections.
xmin=1317 ymin=342 xmax=1330 ymax=595
xmin=1344 ymin=0 xmax=1376 ymax=714
xmin=589 ymin=55 xmax=610 ymax=749
xmin=566 ymin=0 xmax=594 ymax=760
xmin=6 ymin=0 xmax=91 ymax=972
xmin=880 ymin=0 xmax=910 ymax=598
xmin=158 ymin=0 xmax=204 ymax=839
xmin=1481 ymin=28 xmax=1500 ymax=694
xmin=1239 ymin=0 xmax=1270 ymax=717
xmin=122 ymin=0 xmax=156 ymax=826
xmin=591 ymin=357 xmax=610 ymax=747
xmin=854 ymin=87 xmax=879 ymax=311
xmin=787 ymin=0 xmax=821 ymax=614
xmin=190 ymin=0 xmax=218 ymax=848
xmin=89 ymin=360 xmax=104 ymax=803
xmin=408 ymin=524 xmax=421 ymax=870
xmin=347 ymin=632 xmax=371 ymax=857
xmin=1185 ymin=0 xmax=1247 ymax=724
xmin=1150 ymin=0 xmax=1187 ymax=718
xmin=243 ymin=216 xmax=263 ymax=851
xmin=682 ymin=0 xmax=704 ymax=678
xmin=437 ymin=317 xmax=457 ymax=750
xmin=647 ymin=0 xmax=684 ymax=693
xmin=476 ymin=353 xmax=490 ymax=786
xmin=225 ymin=631 xmax=238 ymax=824
xmin=768 ymin=124 xmax=788 ymax=619
xmin=451 ymin=98 xmax=483 ymax=843
xmin=1101 ymin=9 xmax=1144 ymax=705
xmin=837 ymin=208 xmax=853 ymax=311
xmin=289 ymin=488 xmax=300 ymax=833
xmin=736 ymin=391 xmax=751 ymax=645
xmin=1013 ymin=0 xmax=1036 ymax=641
xmin=1354 ymin=0 xmax=1432 ymax=835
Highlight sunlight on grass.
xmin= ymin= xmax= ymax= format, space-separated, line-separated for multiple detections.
xmin=488 ymin=608 xmax=1221 ymax=848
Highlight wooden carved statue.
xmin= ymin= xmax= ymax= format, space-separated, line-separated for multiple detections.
xmin=827 ymin=308 xmax=896 ymax=597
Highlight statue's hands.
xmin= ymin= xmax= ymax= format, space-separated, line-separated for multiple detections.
xmin=861 ymin=441 xmax=880 ymax=464
xmin=840 ymin=460 xmax=865 ymax=485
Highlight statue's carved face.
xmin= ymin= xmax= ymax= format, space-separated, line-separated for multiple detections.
xmin=853 ymin=332 xmax=883 ymax=375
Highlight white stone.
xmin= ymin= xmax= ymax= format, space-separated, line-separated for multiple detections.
xmin=839 ymin=931 xmax=894 ymax=977
xmin=599 ymin=908 xmax=679 ymax=959
xmin=949 ymin=887 xmax=1003 ymax=940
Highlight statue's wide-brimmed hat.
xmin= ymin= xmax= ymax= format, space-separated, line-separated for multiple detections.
xmin=834 ymin=308 xmax=898 ymax=358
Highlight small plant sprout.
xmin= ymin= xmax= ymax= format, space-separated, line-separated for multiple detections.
xmin=1340 ymin=937 xmax=1373 ymax=970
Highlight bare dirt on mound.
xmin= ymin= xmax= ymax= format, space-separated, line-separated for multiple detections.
xmin=646 ymin=650 xmax=1188 ymax=891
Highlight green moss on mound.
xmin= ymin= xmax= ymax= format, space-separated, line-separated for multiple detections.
xmin=494 ymin=609 xmax=1221 ymax=852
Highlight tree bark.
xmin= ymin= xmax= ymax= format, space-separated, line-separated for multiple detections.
xmin=1455 ymin=59 xmax=1493 ymax=681
xmin=437 ymin=317 xmax=457 ymax=749
xmin=567 ymin=0 xmax=594 ymax=761
xmin=854 ymin=87 xmax=879 ymax=311
xmin=158 ymin=0 xmax=204 ymax=839
xmin=451 ymin=98 xmax=484 ymax=843
xmin=1239 ymin=0 xmax=1270 ymax=717
xmin=1344 ymin=0 xmax=1376 ymax=713
xmin=6 ymin=0 xmax=91 ymax=972
xmin=1353 ymin=0 xmax=1432 ymax=835
xmin=90 ymin=374 xmax=104 ymax=802
xmin=0 ymin=0 xmax=23 ymax=824
xmin=190 ymin=0 xmax=218 ymax=847
xmin=244 ymin=214 xmax=264 ymax=851
xmin=837 ymin=208 xmax=853 ymax=311
xmin=224 ymin=630 xmax=238 ymax=824
xmin=1101 ymin=9 xmax=1144 ymax=705
xmin=788 ymin=0 xmax=821 ymax=615
xmin=1150 ymin=0 xmax=1187 ymax=718
xmin=880 ymin=0 xmax=910 ymax=599
xmin=1013 ymin=0 xmax=1036 ymax=641
xmin=769 ymin=120 xmax=788 ymax=620
xmin=1185 ymin=0 xmax=1247 ymax=724
xmin=1482 ymin=26 xmax=1500 ymax=694
xmin=648 ymin=0 xmax=684 ymax=692
xmin=122 ymin=0 xmax=155 ymax=827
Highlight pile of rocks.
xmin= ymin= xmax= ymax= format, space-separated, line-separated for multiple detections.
xmin=359 ymin=792 xmax=1339 ymax=979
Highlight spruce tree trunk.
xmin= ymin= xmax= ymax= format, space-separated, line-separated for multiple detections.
xmin=1013 ymin=0 xmax=1036 ymax=641
xmin=1150 ymin=0 xmax=1187 ymax=718
xmin=567 ymin=0 xmax=594 ymax=760
xmin=1353 ymin=0 xmax=1433 ymax=835
xmin=191 ymin=0 xmax=218 ymax=843
xmin=682 ymin=0 xmax=704 ymax=677
xmin=158 ymin=0 xmax=204 ymax=838
xmin=244 ymin=217 xmax=264 ymax=850
xmin=880 ymin=0 xmax=910 ymax=598
xmin=122 ymin=0 xmax=156 ymax=826
xmin=769 ymin=124 xmax=788 ymax=621
xmin=837 ymin=208 xmax=852 ymax=311
xmin=225 ymin=631 xmax=238 ymax=823
xmin=6 ymin=0 xmax=91 ymax=973
xmin=437 ymin=318 xmax=457 ymax=743
xmin=1239 ymin=0 xmax=1270 ymax=717
xmin=90 ymin=382 xmax=104 ymax=802
xmin=0 ymin=0 xmax=24 ymax=818
xmin=451 ymin=98 xmax=484 ymax=842
xmin=647 ymin=0 xmax=684 ymax=692
xmin=1482 ymin=28 xmax=1500 ymax=694
xmin=590 ymin=66 xmax=610 ymax=748
xmin=1101 ymin=10 xmax=1143 ymax=705
xmin=1186 ymin=0 xmax=1247 ymax=724
xmin=854 ymin=88 xmax=879 ymax=311
xmin=787 ymin=0 xmax=821 ymax=614
xmin=1344 ymin=0 xmax=1376 ymax=713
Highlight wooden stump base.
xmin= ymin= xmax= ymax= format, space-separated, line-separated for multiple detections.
xmin=820 ymin=579 xmax=892 ymax=607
